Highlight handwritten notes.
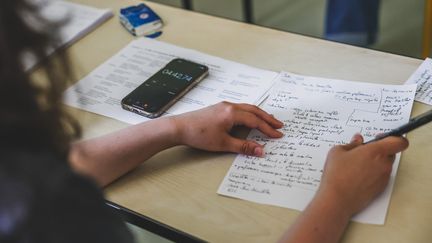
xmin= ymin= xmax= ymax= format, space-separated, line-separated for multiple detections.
xmin=218 ymin=72 xmax=416 ymax=224
xmin=405 ymin=58 xmax=432 ymax=105
xmin=63 ymin=38 xmax=277 ymax=124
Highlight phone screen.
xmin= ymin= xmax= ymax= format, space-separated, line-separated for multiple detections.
xmin=121 ymin=58 xmax=208 ymax=118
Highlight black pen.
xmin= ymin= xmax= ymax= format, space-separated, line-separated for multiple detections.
xmin=364 ymin=109 xmax=432 ymax=144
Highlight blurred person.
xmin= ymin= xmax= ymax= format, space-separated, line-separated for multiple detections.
xmin=325 ymin=0 xmax=381 ymax=46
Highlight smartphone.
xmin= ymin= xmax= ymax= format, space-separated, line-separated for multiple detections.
xmin=121 ymin=58 xmax=209 ymax=118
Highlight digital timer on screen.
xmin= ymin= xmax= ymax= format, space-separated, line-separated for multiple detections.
xmin=161 ymin=68 xmax=193 ymax=82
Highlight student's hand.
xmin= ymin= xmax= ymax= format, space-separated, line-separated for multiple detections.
xmin=316 ymin=134 xmax=409 ymax=218
xmin=170 ymin=101 xmax=283 ymax=156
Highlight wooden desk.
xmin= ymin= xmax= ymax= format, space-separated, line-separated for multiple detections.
xmin=66 ymin=0 xmax=432 ymax=242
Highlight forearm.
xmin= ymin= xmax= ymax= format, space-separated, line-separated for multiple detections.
xmin=67 ymin=102 xmax=285 ymax=187
xmin=69 ymin=117 xmax=179 ymax=187
xmin=279 ymin=191 xmax=352 ymax=243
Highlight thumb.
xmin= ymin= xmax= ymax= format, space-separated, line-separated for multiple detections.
xmin=225 ymin=137 xmax=264 ymax=157
xmin=341 ymin=133 xmax=364 ymax=150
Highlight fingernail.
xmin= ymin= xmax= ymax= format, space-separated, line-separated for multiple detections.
xmin=350 ymin=133 xmax=361 ymax=143
xmin=253 ymin=146 xmax=264 ymax=157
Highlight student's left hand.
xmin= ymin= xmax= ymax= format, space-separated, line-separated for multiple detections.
xmin=170 ymin=101 xmax=284 ymax=157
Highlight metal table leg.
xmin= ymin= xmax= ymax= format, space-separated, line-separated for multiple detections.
xmin=243 ymin=0 xmax=253 ymax=23
xmin=182 ymin=0 xmax=193 ymax=10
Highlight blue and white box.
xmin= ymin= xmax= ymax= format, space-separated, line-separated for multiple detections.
xmin=120 ymin=4 xmax=163 ymax=37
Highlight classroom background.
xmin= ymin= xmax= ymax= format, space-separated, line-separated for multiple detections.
xmin=148 ymin=0 xmax=426 ymax=58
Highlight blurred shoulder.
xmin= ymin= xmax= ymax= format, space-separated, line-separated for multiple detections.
xmin=0 ymin=149 xmax=134 ymax=243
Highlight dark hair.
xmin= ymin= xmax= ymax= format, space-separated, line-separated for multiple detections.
xmin=0 ymin=4 xmax=136 ymax=242
xmin=0 ymin=0 xmax=80 ymax=155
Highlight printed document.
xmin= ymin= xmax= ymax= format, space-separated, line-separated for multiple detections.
xmin=405 ymin=58 xmax=432 ymax=105
xmin=64 ymin=38 xmax=278 ymax=124
xmin=218 ymin=72 xmax=417 ymax=225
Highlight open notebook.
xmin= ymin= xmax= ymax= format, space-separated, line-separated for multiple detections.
xmin=25 ymin=0 xmax=113 ymax=70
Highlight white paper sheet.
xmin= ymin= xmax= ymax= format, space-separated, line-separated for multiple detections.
xmin=218 ymin=72 xmax=417 ymax=225
xmin=405 ymin=58 xmax=432 ymax=105
xmin=25 ymin=0 xmax=113 ymax=70
xmin=64 ymin=38 xmax=278 ymax=124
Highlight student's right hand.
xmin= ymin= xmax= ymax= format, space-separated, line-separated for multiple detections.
xmin=316 ymin=134 xmax=409 ymax=218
